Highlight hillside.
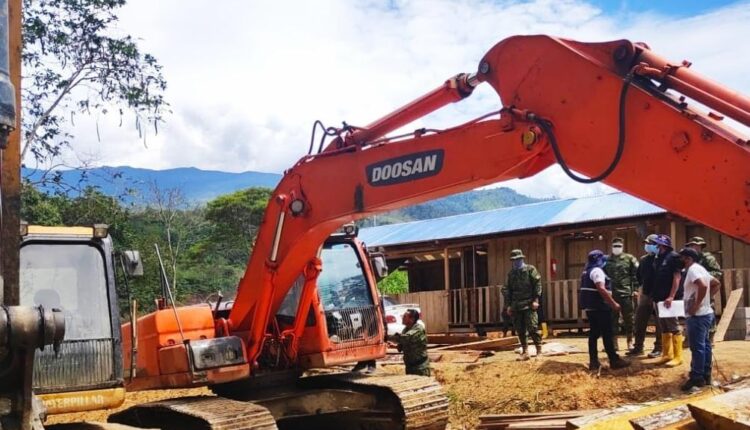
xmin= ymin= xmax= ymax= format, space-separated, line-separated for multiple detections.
xmin=361 ymin=187 xmax=544 ymax=226
xmin=22 ymin=166 xmax=281 ymax=202
xmin=23 ymin=166 xmax=542 ymax=218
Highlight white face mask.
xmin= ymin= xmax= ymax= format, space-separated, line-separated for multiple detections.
xmin=612 ymin=247 xmax=623 ymax=256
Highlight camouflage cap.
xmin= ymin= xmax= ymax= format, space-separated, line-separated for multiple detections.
xmin=612 ymin=237 xmax=624 ymax=245
xmin=509 ymin=249 xmax=525 ymax=260
xmin=685 ymin=236 xmax=707 ymax=247
xmin=643 ymin=234 xmax=658 ymax=244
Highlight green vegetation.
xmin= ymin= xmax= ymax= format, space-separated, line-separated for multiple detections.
xmin=21 ymin=181 xmax=535 ymax=313
xmin=377 ymin=270 xmax=409 ymax=295
xmin=360 ymin=187 xmax=543 ymax=226
xmin=21 ymin=182 xmax=273 ymax=314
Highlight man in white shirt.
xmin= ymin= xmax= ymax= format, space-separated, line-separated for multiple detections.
xmin=679 ymin=247 xmax=720 ymax=392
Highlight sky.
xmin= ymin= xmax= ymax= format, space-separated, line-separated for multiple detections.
xmin=52 ymin=0 xmax=750 ymax=199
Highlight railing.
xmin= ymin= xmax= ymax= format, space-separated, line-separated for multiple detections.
xmin=394 ymin=267 xmax=750 ymax=333
xmin=324 ymin=304 xmax=381 ymax=350
xmin=33 ymin=338 xmax=117 ymax=393
xmin=449 ymin=286 xmax=504 ymax=326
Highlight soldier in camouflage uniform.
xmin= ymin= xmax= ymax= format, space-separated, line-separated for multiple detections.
xmin=605 ymin=237 xmax=639 ymax=351
xmin=686 ymin=237 xmax=722 ymax=343
xmin=503 ymin=249 xmax=543 ymax=361
xmin=388 ymin=309 xmax=430 ymax=376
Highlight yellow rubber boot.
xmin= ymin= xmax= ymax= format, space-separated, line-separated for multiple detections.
xmin=666 ymin=334 xmax=684 ymax=367
xmin=656 ymin=333 xmax=674 ymax=365
xmin=541 ymin=322 xmax=549 ymax=339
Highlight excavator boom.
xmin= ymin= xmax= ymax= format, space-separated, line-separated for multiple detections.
xmin=118 ymin=35 xmax=749 ymax=430
xmin=229 ymin=35 xmax=749 ymax=364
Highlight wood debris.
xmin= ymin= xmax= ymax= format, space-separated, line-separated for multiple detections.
xmin=477 ymin=410 xmax=599 ymax=429
xmin=716 ymin=288 xmax=744 ymax=342
xmin=432 ymin=336 xmax=519 ymax=352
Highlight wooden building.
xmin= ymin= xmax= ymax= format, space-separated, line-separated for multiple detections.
xmin=360 ymin=193 xmax=750 ymax=333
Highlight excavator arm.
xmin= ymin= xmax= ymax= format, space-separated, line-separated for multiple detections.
xmin=228 ymin=35 xmax=750 ymax=364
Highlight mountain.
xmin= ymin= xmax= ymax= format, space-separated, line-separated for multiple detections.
xmin=23 ymin=166 xmax=543 ymax=217
xmin=362 ymin=187 xmax=545 ymax=226
xmin=22 ymin=166 xmax=282 ymax=202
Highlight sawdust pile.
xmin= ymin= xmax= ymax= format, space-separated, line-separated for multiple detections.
xmin=426 ymin=338 xmax=750 ymax=429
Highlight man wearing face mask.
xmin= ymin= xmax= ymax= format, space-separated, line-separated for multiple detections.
xmin=580 ymin=249 xmax=630 ymax=371
xmin=503 ymin=249 xmax=542 ymax=361
xmin=629 ymin=234 xmax=663 ymax=357
xmin=605 ymin=237 xmax=639 ymax=351
xmin=651 ymin=234 xmax=685 ymax=367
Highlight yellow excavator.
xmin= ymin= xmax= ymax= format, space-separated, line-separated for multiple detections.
xmin=18 ymin=224 xmax=142 ymax=417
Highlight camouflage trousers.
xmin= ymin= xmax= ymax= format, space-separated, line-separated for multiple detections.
xmin=612 ymin=294 xmax=635 ymax=337
xmin=405 ymin=360 xmax=431 ymax=376
xmin=513 ymin=309 xmax=541 ymax=349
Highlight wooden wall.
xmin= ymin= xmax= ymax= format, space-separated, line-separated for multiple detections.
xmin=487 ymin=236 xmax=546 ymax=285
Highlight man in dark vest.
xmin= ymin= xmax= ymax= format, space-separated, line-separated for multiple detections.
xmin=580 ymin=249 xmax=630 ymax=371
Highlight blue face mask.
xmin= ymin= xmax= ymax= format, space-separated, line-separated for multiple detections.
xmin=644 ymin=244 xmax=658 ymax=254
xmin=512 ymin=259 xmax=524 ymax=269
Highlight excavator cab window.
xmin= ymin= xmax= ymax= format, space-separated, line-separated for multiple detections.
xmin=19 ymin=240 xmax=121 ymax=394
xmin=317 ymin=242 xmax=379 ymax=344
xmin=318 ymin=242 xmax=373 ymax=310
xmin=20 ymin=243 xmax=111 ymax=339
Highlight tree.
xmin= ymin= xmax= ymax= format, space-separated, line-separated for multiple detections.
xmin=377 ymin=270 xmax=408 ymax=295
xmin=201 ymin=188 xmax=273 ymax=266
xmin=22 ymin=0 xmax=167 ymax=181
xmin=20 ymin=181 xmax=63 ymax=225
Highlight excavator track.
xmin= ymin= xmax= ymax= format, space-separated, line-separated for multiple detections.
xmin=310 ymin=373 xmax=450 ymax=430
xmin=107 ymin=373 xmax=448 ymax=430
xmin=107 ymin=396 xmax=278 ymax=430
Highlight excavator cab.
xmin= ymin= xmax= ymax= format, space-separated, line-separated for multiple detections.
xmin=18 ymin=224 xmax=140 ymax=415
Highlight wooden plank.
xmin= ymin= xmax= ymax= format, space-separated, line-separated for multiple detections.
xmin=571 ymin=279 xmax=580 ymax=324
xmin=568 ymin=391 xmax=715 ymax=429
xmin=630 ymin=405 xmax=692 ymax=430
xmin=432 ymin=336 xmax=519 ymax=351
xmin=716 ymin=288 xmax=744 ymax=342
xmin=427 ymin=334 xmax=483 ymax=345
xmin=688 ymin=388 xmax=750 ymax=430
xmin=562 ymin=280 xmax=570 ymax=319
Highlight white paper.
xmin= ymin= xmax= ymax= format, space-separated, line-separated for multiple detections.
xmin=657 ymin=300 xmax=685 ymax=318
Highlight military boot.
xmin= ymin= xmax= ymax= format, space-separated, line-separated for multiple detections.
xmin=610 ymin=356 xmax=631 ymax=369
xmin=534 ymin=343 xmax=543 ymax=357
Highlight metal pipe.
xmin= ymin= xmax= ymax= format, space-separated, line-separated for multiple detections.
xmin=637 ymin=49 xmax=750 ymax=128
xmin=330 ymin=73 xmax=480 ymax=148
xmin=154 ymin=244 xmax=185 ymax=342
xmin=270 ymin=211 xmax=285 ymax=263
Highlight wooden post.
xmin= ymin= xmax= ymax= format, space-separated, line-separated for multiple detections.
xmin=1 ymin=0 xmax=21 ymax=305
xmin=544 ymin=235 xmax=552 ymax=282
xmin=443 ymin=247 xmax=449 ymax=290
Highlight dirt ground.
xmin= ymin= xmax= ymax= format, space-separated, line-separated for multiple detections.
xmin=47 ymin=337 xmax=750 ymax=430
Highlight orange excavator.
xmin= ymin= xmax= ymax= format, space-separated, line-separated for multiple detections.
xmin=102 ymin=35 xmax=749 ymax=430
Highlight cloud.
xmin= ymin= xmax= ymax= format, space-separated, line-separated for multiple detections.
xmin=48 ymin=0 xmax=750 ymax=198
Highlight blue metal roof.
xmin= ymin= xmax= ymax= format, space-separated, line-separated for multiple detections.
xmin=359 ymin=192 xmax=665 ymax=247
